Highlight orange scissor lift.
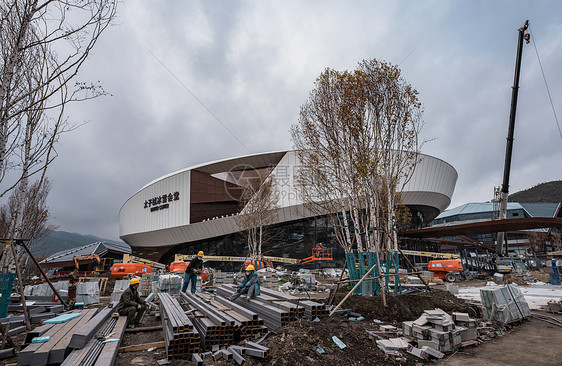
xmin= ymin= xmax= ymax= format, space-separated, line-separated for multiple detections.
xmin=298 ymin=244 xmax=333 ymax=264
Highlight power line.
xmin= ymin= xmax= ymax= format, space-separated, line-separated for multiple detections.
xmin=398 ymin=47 xmax=417 ymax=66
xmin=528 ymin=25 xmax=562 ymax=143
xmin=146 ymin=48 xmax=252 ymax=153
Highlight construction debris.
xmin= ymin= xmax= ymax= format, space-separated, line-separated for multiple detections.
xmin=546 ymin=300 xmax=561 ymax=313
xmin=402 ymin=308 xmax=478 ymax=354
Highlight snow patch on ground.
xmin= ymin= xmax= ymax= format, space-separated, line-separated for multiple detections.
xmin=455 ymin=283 xmax=562 ymax=309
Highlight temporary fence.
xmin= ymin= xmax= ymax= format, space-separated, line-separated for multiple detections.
xmin=345 ymin=251 xmax=402 ymax=295
xmin=0 ymin=272 xmax=15 ymax=318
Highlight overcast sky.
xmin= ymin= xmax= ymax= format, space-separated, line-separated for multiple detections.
xmin=46 ymin=1 xmax=562 ymax=241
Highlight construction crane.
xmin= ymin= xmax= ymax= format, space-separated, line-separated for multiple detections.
xmin=496 ymin=20 xmax=530 ymax=256
xmin=73 ymin=254 xmax=101 ymax=271
xmin=122 ymin=254 xmax=166 ymax=271
xmin=399 ymin=250 xmax=460 ymax=259
xmin=175 ymin=244 xmax=338 ymax=266
xmin=174 ymin=254 xmax=298 ymax=265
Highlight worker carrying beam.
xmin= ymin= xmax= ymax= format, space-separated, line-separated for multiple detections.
xmin=117 ymin=278 xmax=147 ymax=328
xmin=228 ymin=264 xmax=260 ymax=301
xmin=181 ymin=251 xmax=204 ymax=293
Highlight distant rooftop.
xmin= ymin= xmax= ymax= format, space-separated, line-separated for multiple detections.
xmin=435 ymin=202 xmax=560 ymax=220
xmin=40 ymin=241 xmax=131 ymax=264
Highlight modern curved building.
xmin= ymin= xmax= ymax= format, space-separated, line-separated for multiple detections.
xmin=119 ymin=150 xmax=457 ymax=264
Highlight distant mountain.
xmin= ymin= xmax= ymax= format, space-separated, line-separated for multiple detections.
xmin=31 ymin=231 xmax=128 ymax=257
xmin=509 ymin=180 xmax=562 ymax=203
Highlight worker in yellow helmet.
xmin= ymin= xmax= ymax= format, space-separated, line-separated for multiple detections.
xmin=181 ymin=251 xmax=204 ymax=293
xmin=228 ymin=264 xmax=260 ymax=301
xmin=117 ymin=277 xmax=147 ymax=328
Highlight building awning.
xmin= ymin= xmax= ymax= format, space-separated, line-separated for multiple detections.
xmin=400 ymin=218 xmax=562 ymax=238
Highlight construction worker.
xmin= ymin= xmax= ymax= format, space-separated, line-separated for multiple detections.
xmin=228 ymin=264 xmax=260 ymax=301
xmin=181 ymin=251 xmax=204 ymax=293
xmin=117 ymin=278 xmax=147 ymax=328
xmin=552 ymin=258 xmax=560 ymax=275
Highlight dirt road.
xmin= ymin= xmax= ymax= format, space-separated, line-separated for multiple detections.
xmin=439 ymin=312 xmax=562 ymax=366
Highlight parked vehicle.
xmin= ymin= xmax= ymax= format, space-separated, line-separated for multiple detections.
xmin=168 ymin=261 xmax=209 ymax=281
xmin=428 ymin=259 xmax=467 ymax=282
xmin=110 ymin=262 xmax=152 ymax=277
xmin=496 ymin=258 xmax=528 ymax=273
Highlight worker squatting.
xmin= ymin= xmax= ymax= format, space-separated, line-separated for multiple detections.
xmin=118 ymin=250 xmax=261 ymax=328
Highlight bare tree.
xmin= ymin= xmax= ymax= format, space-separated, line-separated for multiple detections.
xmin=292 ymin=59 xmax=422 ymax=251
xmin=550 ymin=231 xmax=561 ymax=252
xmin=526 ymin=231 xmax=547 ymax=255
xmin=292 ymin=59 xmax=423 ymax=301
xmin=235 ymin=173 xmax=278 ymax=259
xmin=0 ymin=0 xmax=117 ymax=274
xmin=292 ymin=68 xmax=363 ymax=254
xmin=0 ymin=178 xmax=57 ymax=274
xmin=0 ymin=0 xmax=117 ymax=196
xmin=360 ymin=59 xmax=422 ymax=252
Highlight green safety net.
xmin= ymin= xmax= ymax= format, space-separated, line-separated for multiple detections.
xmin=344 ymin=251 xmax=401 ymax=296
xmin=381 ymin=251 xmax=402 ymax=294
xmin=367 ymin=252 xmax=380 ymax=295
xmin=357 ymin=252 xmax=372 ymax=296
xmin=389 ymin=251 xmax=402 ymax=293
xmin=0 ymin=273 xmax=15 ymax=318
xmin=345 ymin=252 xmax=361 ymax=295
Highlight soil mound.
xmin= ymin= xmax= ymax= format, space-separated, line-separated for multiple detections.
xmin=333 ymin=288 xmax=479 ymax=323
xmin=249 ymin=317 xmax=418 ymax=366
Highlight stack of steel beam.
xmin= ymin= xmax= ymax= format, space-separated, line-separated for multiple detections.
xmin=158 ymin=293 xmax=200 ymax=358
xmin=209 ymin=298 xmax=267 ymax=340
xmin=180 ymin=292 xmax=237 ymax=350
xmin=244 ymin=291 xmax=305 ymax=320
xmin=61 ymin=315 xmax=124 ymax=366
xmin=216 ymin=285 xmax=292 ymax=330
xmin=259 ymin=287 xmax=329 ymax=318
xmin=220 ymin=284 xmax=306 ymax=320
xmin=184 ymin=293 xmax=267 ymax=345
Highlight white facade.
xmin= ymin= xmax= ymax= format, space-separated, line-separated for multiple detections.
xmin=119 ymin=150 xmax=457 ymax=249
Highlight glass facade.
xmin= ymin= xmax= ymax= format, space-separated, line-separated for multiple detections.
xmin=162 ymin=215 xmax=347 ymax=270
xmin=161 ymin=207 xmax=427 ymax=270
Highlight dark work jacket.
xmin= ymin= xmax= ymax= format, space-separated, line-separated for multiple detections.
xmin=117 ymin=285 xmax=146 ymax=311
xmin=186 ymin=256 xmax=203 ymax=274
xmin=237 ymin=271 xmax=260 ymax=295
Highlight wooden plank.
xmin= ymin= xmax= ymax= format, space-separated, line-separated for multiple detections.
xmin=30 ymin=313 xmax=55 ymax=324
xmin=1 ymin=322 xmax=11 ymax=349
xmin=18 ymin=312 xmax=79 ymax=366
xmin=118 ymin=341 xmax=165 ymax=353
xmin=24 ymin=324 xmax=53 ymax=344
xmin=92 ymin=316 xmax=127 ymax=366
xmin=69 ymin=306 xmax=112 ymax=349
xmin=0 ymin=348 xmax=16 ymax=359
xmin=0 ymin=322 xmax=15 ymax=349
xmin=30 ymin=312 xmax=86 ymax=366
xmin=48 ymin=308 xmax=98 ymax=364
xmin=60 ymin=331 xmax=97 ymax=366
xmin=42 ymin=313 xmax=81 ymax=324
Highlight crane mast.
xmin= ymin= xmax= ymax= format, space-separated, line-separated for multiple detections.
xmin=496 ymin=20 xmax=530 ymax=256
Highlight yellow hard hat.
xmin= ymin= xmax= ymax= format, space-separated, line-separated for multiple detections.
xmin=246 ymin=264 xmax=255 ymax=271
xmin=130 ymin=278 xmax=140 ymax=285
xmin=197 ymin=251 xmax=204 ymax=257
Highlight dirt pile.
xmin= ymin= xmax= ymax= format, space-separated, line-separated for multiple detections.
xmin=503 ymin=274 xmax=528 ymax=286
xmin=115 ymin=289 xmax=480 ymax=366
xmin=333 ymin=288 xmax=479 ymax=323
xmin=247 ymin=317 xmax=418 ymax=366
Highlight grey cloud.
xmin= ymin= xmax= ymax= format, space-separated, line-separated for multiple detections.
xmin=37 ymin=1 xmax=562 ymax=240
